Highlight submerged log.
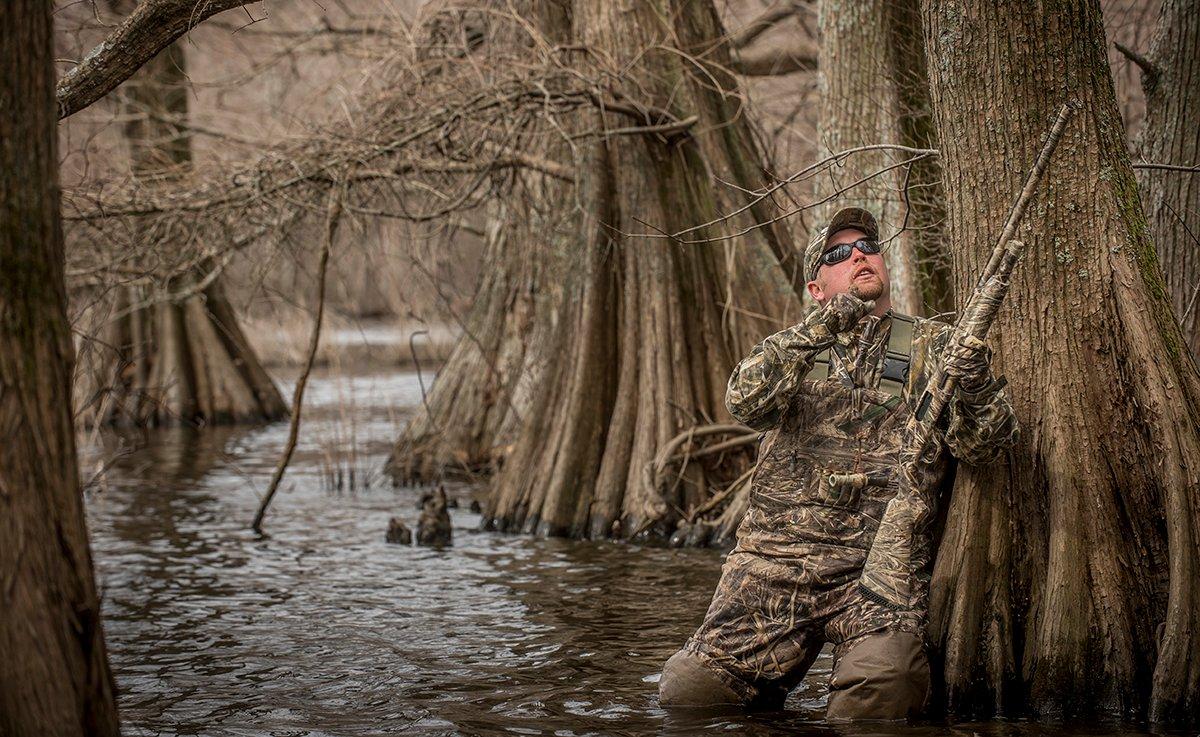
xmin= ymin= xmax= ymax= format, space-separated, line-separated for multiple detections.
xmin=386 ymin=518 xmax=413 ymax=545
xmin=417 ymin=487 xmax=453 ymax=547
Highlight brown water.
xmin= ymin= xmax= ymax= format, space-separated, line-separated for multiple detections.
xmin=83 ymin=370 xmax=1165 ymax=737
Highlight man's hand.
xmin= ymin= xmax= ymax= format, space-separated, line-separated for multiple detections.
xmin=942 ymin=333 xmax=991 ymax=393
xmin=815 ymin=292 xmax=875 ymax=336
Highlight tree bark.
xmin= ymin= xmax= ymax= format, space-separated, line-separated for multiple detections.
xmin=0 ymin=2 xmax=120 ymax=733
xmin=816 ymin=0 xmax=951 ymax=315
xmin=923 ymin=0 xmax=1200 ymax=724
xmin=480 ymin=0 xmax=806 ymax=542
xmin=385 ymin=205 xmax=556 ymax=481
xmin=75 ymin=33 xmax=288 ymax=428
xmin=1134 ymin=0 xmax=1200 ymax=358
xmin=482 ymin=0 xmax=802 ymax=539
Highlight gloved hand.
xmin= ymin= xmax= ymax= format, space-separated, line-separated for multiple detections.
xmin=942 ymin=333 xmax=992 ymax=393
xmin=810 ymin=292 xmax=875 ymax=337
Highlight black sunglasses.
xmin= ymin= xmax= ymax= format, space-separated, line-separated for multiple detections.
xmin=819 ymin=238 xmax=881 ymax=269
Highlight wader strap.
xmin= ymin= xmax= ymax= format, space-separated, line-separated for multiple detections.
xmin=806 ymin=312 xmax=916 ymax=394
xmin=880 ymin=313 xmax=915 ymax=399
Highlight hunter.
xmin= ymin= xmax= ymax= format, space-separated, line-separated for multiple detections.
xmin=658 ymin=207 xmax=1017 ymax=719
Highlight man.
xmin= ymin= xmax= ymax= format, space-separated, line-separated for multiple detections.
xmin=658 ymin=207 xmax=1016 ymax=719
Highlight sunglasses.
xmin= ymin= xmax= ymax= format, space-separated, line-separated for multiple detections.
xmin=818 ymin=238 xmax=882 ymax=269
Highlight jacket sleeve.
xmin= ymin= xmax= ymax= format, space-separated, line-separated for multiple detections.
xmin=944 ymin=373 xmax=1018 ymax=465
xmin=916 ymin=319 xmax=1017 ymax=465
xmin=725 ymin=313 xmax=836 ymax=431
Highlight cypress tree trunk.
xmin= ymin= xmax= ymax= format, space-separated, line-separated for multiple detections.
xmin=1134 ymin=0 xmax=1200 ymax=358
xmin=385 ymin=204 xmax=559 ymax=481
xmin=816 ymin=0 xmax=951 ymax=315
xmin=75 ymin=24 xmax=287 ymax=428
xmin=923 ymin=0 xmax=1200 ymax=723
xmin=385 ymin=1 xmax=570 ymax=482
xmin=482 ymin=0 xmax=801 ymax=539
xmin=0 ymin=2 xmax=121 ymax=733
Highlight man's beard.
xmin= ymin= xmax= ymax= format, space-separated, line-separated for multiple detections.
xmin=849 ymin=278 xmax=885 ymax=301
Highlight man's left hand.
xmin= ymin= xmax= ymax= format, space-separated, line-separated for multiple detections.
xmin=942 ymin=334 xmax=991 ymax=393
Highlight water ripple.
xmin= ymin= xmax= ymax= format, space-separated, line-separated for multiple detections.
xmin=83 ymin=370 xmax=1163 ymax=737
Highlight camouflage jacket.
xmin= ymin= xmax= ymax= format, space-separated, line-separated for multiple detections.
xmin=725 ymin=309 xmax=1016 ymax=569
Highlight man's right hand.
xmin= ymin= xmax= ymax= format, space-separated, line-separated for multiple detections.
xmin=814 ymin=293 xmax=875 ymax=336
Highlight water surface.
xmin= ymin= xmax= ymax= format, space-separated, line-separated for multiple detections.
xmin=83 ymin=370 xmax=1163 ymax=737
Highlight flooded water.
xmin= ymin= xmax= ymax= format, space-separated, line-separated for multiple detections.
xmin=83 ymin=370 xmax=1163 ymax=737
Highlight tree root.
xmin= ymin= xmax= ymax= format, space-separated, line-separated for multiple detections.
xmin=642 ymin=423 xmax=759 ymax=547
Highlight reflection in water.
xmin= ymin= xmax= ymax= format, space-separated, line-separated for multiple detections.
xmin=84 ymin=370 xmax=1166 ymax=736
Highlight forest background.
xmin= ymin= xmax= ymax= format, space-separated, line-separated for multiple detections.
xmin=2 ymin=0 xmax=1199 ymax=733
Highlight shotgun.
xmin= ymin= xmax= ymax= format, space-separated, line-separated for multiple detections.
xmin=857 ymin=102 xmax=1075 ymax=609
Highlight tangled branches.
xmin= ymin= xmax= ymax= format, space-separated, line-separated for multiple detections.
xmin=61 ymin=4 xmax=706 ymax=298
xmin=641 ymin=423 xmax=761 ymax=547
xmin=61 ymin=0 xmax=923 ymax=315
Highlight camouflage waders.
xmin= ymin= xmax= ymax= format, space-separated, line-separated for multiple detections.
xmin=659 ymin=311 xmax=1016 ymax=718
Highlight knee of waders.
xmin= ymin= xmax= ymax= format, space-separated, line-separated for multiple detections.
xmin=658 ymin=650 xmax=745 ymax=707
xmin=825 ymin=630 xmax=930 ymax=721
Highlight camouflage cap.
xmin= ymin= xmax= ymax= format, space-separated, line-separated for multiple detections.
xmin=805 ymin=207 xmax=880 ymax=281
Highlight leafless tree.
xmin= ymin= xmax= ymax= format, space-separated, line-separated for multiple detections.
xmin=0 ymin=2 xmax=119 ymax=733
xmin=923 ymin=0 xmax=1200 ymax=723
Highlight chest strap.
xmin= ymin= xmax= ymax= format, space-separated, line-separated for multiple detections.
xmin=880 ymin=312 xmax=914 ymax=398
xmin=804 ymin=312 xmax=916 ymax=399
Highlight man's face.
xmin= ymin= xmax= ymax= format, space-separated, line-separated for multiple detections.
xmin=805 ymin=228 xmax=891 ymax=312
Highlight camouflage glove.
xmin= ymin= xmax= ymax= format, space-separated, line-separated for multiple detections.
xmin=942 ymin=333 xmax=992 ymax=394
xmin=806 ymin=292 xmax=875 ymax=342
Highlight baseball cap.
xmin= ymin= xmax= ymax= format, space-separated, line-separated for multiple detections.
xmin=804 ymin=206 xmax=880 ymax=281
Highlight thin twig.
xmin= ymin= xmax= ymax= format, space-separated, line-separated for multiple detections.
xmin=728 ymin=0 xmax=805 ymax=49
xmin=689 ymin=466 xmax=755 ymax=522
xmin=631 ymin=144 xmax=937 ymax=242
xmin=1113 ymin=41 xmax=1159 ymax=91
xmin=409 ymin=329 xmax=437 ymax=432
xmin=1165 ymin=200 xmax=1200 ymax=337
xmin=731 ymin=45 xmax=817 ymax=76
xmin=251 ymin=175 xmax=344 ymax=535
xmin=643 ymin=423 xmax=754 ymax=506
xmin=1133 ymin=162 xmax=1200 ymax=173
xmin=639 ymin=151 xmax=936 ymax=245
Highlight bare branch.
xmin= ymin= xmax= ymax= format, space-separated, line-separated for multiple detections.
xmin=585 ymin=87 xmax=689 ymax=129
xmin=57 ymin=0 xmax=264 ymax=119
xmin=1114 ymin=41 xmax=1160 ymax=94
xmin=728 ymin=1 xmax=807 ymax=50
xmin=1133 ymin=162 xmax=1200 ymax=173
xmin=481 ymin=144 xmax=574 ymax=181
xmin=593 ymin=114 xmax=699 ymax=140
xmin=731 ymin=45 xmax=817 ymax=76
xmin=207 ymin=16 xmax=402 ymax=39
xmin=251 ymin=176 xmax=343 ymax=535
xmin=635 ymin=144 xmax=939 ymax=243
